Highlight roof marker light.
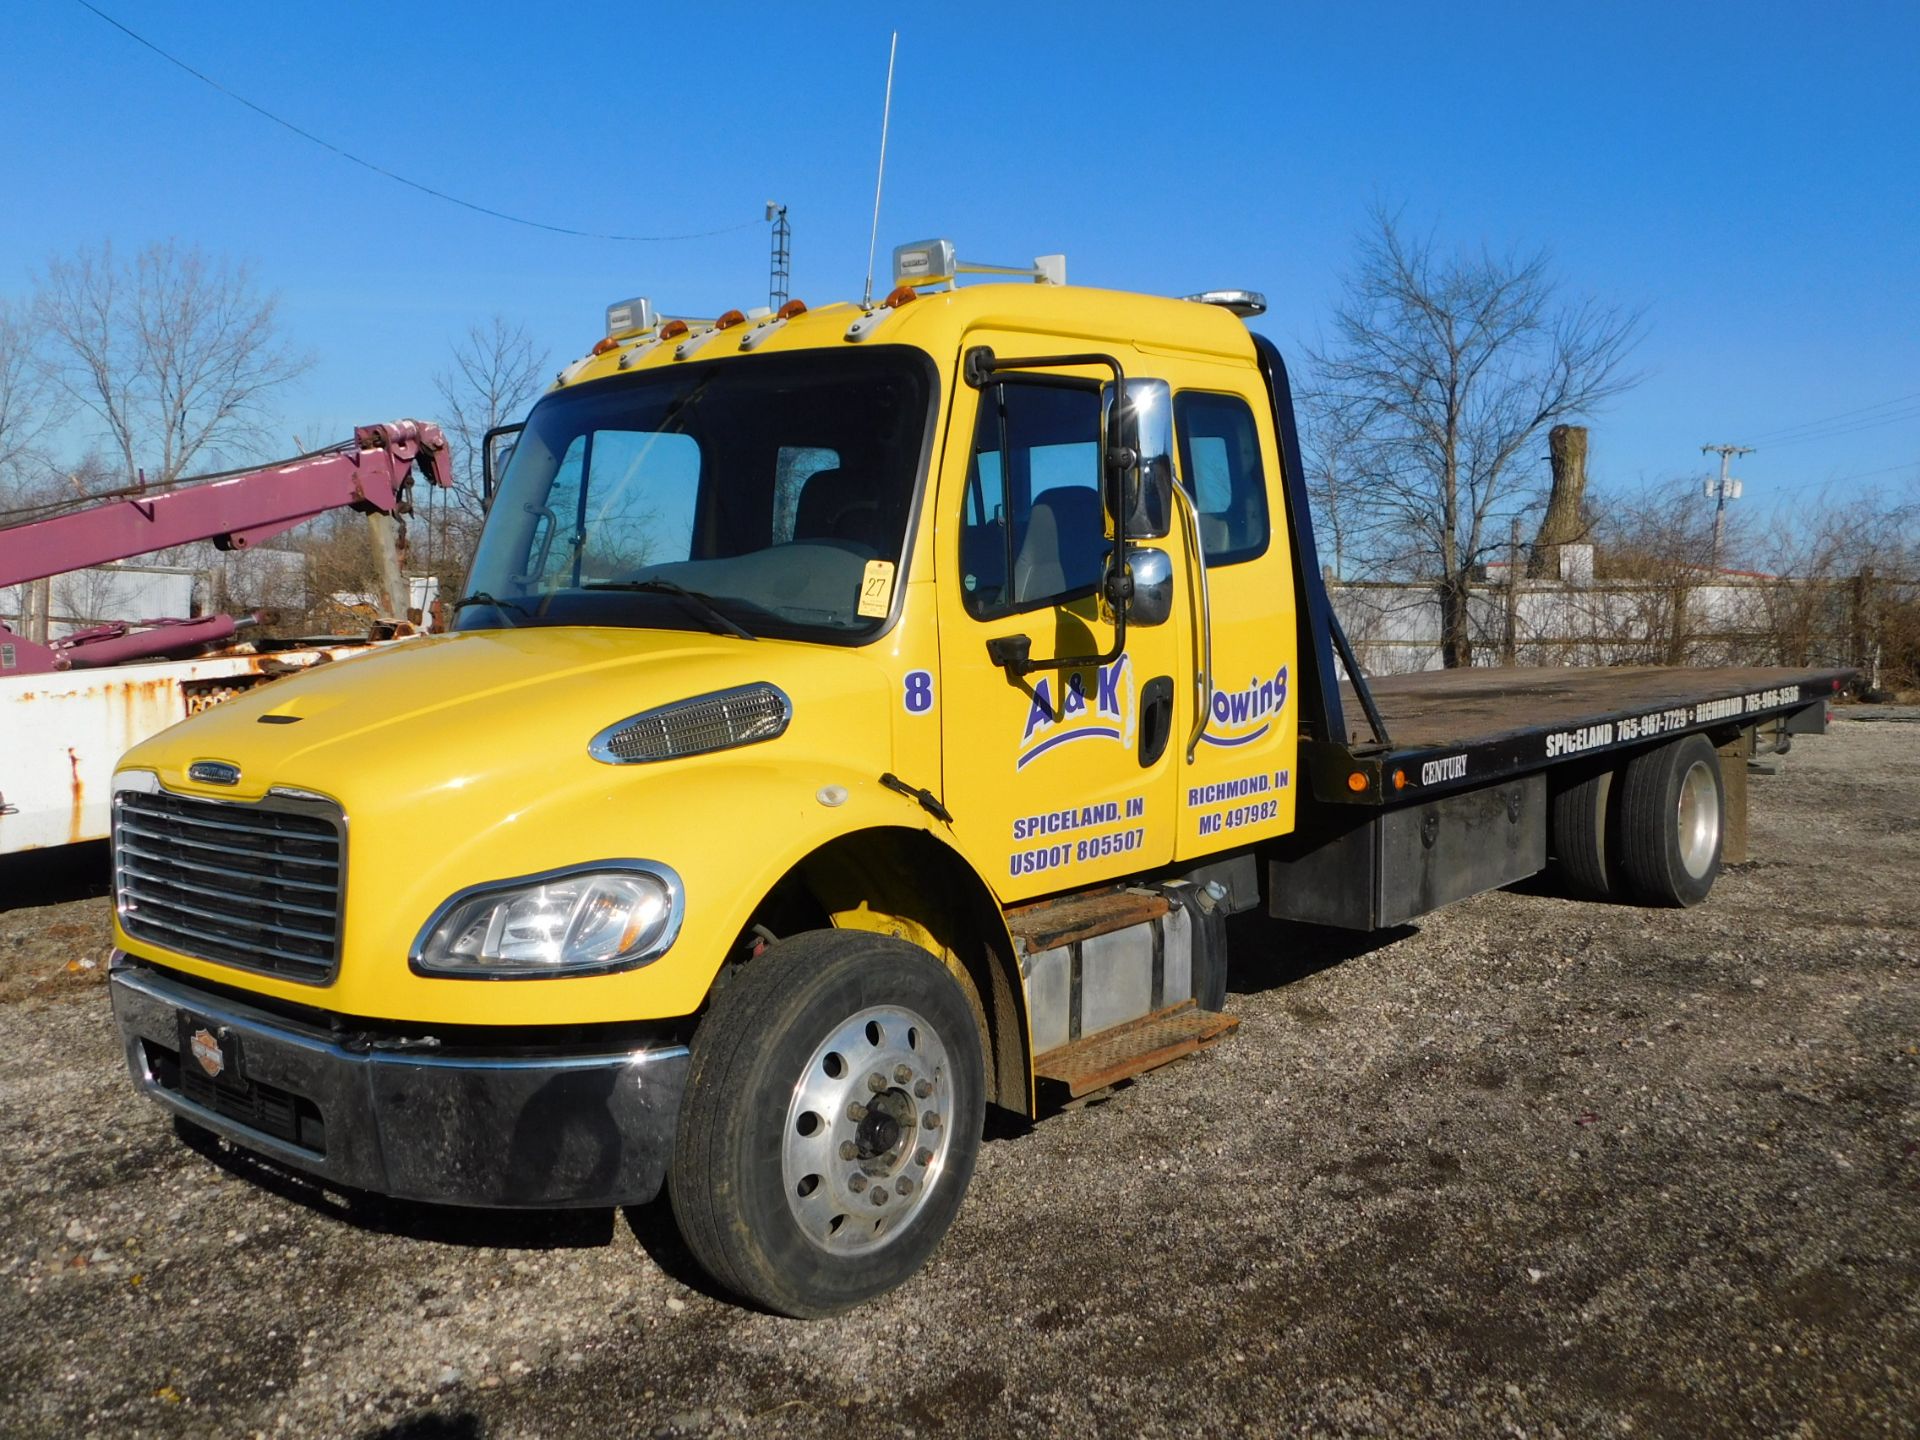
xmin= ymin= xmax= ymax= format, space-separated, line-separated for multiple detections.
xmin=777 ymin=299 xmax=808 ymax=319
xmin=883 ymin=285 xmax=917 ymax=308
xmin=591 ymin=337 xmax=619 ymax=356
xmin=714 ymin=309 xmax=747 ymax=330
xmin=660 ymin=319 xmax=689 ymax=340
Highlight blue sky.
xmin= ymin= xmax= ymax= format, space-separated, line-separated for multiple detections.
xmin=4 ymin=1 xmax=1916 ymax=524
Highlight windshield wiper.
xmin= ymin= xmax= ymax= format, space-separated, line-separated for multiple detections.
xmin=450 ymin=591 xmax=530 ymax=624
xmin=583 ymin=580 xmax=757 ymax=641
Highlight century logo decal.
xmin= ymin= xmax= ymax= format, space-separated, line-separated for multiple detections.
xmin=1016 ymin=654 xmax=1135 ymax=769
xmin=1201 ymin=664 xmax=1289 ymax=748
xmin=187 ymin=759 xmax=242 ymax=786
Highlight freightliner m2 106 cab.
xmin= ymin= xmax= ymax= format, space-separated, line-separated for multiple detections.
xmin=107 ymin=242 xmax=1850 ymax=1316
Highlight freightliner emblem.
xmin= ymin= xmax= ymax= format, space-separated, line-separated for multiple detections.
xmin=188 ymin=760 xmax=242 ymax=786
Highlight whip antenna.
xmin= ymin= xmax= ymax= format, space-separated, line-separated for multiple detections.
xmin=862 ymin=31 xmax=900 ymax=308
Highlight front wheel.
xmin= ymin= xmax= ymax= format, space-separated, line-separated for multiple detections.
xmin=670 ymin=930 xmax=985 ymax=1317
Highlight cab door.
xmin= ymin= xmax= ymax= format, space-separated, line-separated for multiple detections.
xmin=935 ymin=351 xmax=1184 ymax=901
xmin=1169 ymin=385 xmax=1300 ymax=855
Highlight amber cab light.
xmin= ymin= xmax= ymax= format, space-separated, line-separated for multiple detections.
xmin=715 ymin=309 xmax=747 ymax=330
xmin=660 ymin=319 xmax=689 ymax=340
xmin=883 ymin=285 xmax=918 ymax=308
xmin=776 ymin=299 xmax=808 ymax=319
xmin=591 ymin=337 xmax=619 ymax=356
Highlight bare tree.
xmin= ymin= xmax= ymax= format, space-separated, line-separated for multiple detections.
xmin=1587 ymin=477 xmax=1731 ymax=665
xmin=1298 ymin=387 xmax=1365 ymax=582
xmin=0 ymin=297 xmax=67 ymax=502
xmin=433 ymin=316 xmax=549 ymax=514
xmin=426 ymin=316 xmax=549 ymax=595
xmin=1304 ymin=209 xmax=1643 ymax=666
xmin=35 ymin=240 xmax=308 ymax=488
xmin=1751 ymin=488 xmax=1920 ymax=681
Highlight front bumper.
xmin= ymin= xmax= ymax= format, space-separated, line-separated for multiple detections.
xmin=109 ymin=957 xmax=689 ymax=1208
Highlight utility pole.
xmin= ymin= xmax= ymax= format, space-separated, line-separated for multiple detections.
xmin=1700 ymin=443 xmax=1753 ymax=572
xmin=766 ymin=202 xmax=791 ymax=309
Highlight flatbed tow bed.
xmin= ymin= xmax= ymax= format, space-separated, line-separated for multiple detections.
xmin=1270 ymin=650 xmax=1851 ymax=931
xmin=1315 ymin=664 xmax=1850 ymax=804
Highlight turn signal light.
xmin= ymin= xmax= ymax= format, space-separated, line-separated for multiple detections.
xmin=1346 ymin=772 xmax=1367 ymax=793
xmin=1392 ymin=769 xmax=1407 ymax=790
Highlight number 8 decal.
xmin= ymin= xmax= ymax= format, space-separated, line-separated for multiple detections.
xmin=903 ymin=670 xmax=934 ymax=714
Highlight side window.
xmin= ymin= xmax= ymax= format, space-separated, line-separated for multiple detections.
xmin=960 ymin=382 xmax=1107 ymax=618
xmin=1174 ymin=392 xmax=1269 ymax=566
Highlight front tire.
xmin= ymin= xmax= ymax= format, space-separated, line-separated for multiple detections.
xmin=670 ymin=930 xmax=985 ymax=1317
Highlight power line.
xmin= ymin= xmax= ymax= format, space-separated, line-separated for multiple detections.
xmin=72 ymin=0 xmax=758 ymax=244
xmin=1755 ymin=404 xmax=1920 ymax=451
xmin=1745 ymin=388 xmax=1920 ymax=445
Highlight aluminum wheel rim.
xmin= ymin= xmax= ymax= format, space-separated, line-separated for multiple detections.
xmin=781 ymin=1004 xmax=954 ymax=1256
xmin=1676 ymin=758 xmax=1720 ymax=878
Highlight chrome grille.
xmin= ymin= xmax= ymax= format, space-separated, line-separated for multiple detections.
xmin=590 ymin=684 xmax=792 ymax=764
xmin=113 ymin=788 xmax=344 ymax=984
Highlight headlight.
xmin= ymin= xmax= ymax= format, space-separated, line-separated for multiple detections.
xmin=411 ymin=862 xmax=682 ymax=978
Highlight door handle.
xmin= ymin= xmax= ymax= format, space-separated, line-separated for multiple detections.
xmin=1139 ymin=676 xmax=1174 ymax=767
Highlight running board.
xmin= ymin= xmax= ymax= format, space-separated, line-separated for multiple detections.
xmin=1007 ymin=886 xmax=1171 ymax=952
xmin=1033 ymin=1000 xmax=1238 ymax=1097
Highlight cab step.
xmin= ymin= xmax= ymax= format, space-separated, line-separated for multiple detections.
xmin=1033 ymin=999 xmax=1238 ymax=1097
xmin=1006 ymin=886 xmax=1171 ymax=953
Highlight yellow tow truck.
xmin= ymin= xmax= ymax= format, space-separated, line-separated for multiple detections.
xmin=107 ymin=241 xmax=1850 ymax=1315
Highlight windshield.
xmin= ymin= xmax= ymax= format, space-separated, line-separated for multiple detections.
xmin=457 ymin=347 xmax=934 ymax=642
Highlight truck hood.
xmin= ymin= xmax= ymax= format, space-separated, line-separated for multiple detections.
xmin=119 ymin=626 xmax=895 ymax=809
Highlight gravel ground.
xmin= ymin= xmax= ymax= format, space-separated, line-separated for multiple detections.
xmin=1 ymin=715 xmax=1915 ymax=1439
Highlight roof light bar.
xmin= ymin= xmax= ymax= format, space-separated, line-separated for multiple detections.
xmin=891 ymin=239 xmax=1067 ymax=290
xmin=1183 ymin=289 xmax=1268 ymax=318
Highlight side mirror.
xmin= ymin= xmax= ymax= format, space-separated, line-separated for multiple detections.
xmin=481 ymin=423 xmax=525 ymax=508
xmin=1104 ymin=379 xmax=1173 ymax=541
xmin=1125 ymin=546 xmax=1174 ymax=627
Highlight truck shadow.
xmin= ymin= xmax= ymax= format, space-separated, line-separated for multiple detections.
xmin=174 ymin=1118 xmax=617 ymax=1248
xmin=0 ymin=840 xmax=110 ymax=912
xmin=1222 ymin=909 xmax=1419 ymax=997
xmin=360 ymin=1413 xmax=484 ymax=1440
xmin=172 ymin=1116 xmax=741 ymax=1302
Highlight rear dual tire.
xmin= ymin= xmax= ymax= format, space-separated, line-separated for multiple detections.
xmin=1617 ymin=733 xmax=1723 ymax=908
xmin=1548 ymin=734 xmax=1724 ymax=908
